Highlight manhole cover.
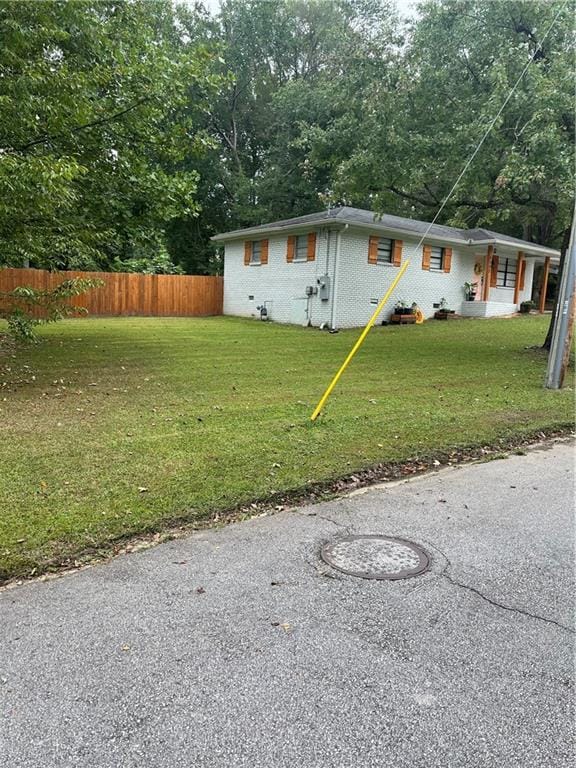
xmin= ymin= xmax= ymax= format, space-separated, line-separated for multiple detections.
xmin=321 ymin=535 xmax=430 ymax=580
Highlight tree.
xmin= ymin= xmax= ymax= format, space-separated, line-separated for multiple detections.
xmin=0 ymin=0 xmax=222 ymax=271
xmin=335 ymin=0 xmax=574 ymax=247
xmin=177 ymin=0 xmax=400 ymax=240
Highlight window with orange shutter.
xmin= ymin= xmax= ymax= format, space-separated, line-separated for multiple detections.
xmin=246 ymin=239 xmax=267 ymax=265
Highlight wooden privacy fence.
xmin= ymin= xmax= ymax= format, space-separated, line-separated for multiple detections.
xmin=0 ymin=268 xmax=223 ymax=317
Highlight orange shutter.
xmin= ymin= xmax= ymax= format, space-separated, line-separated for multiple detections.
xmin=490 ymin=254 xmax=499 ymax=287
xmin=286 ymin=236 xmax=295 ymax=263
xmin=422 ymin=244 xmax=431 ymax=270
xmin=368 ymin=236 xmax=379 ymax=264
xmin=519 ymin=258 xmax=526 ymax=290
xmin=260 ymin=239 xmax=269 ymax=265
xmin=244 ymin=241 xmax=252 ymax=266
xmin=443 ymin=247 xmax=452 ymax=273
xmin=307 ymin=232 xmax=316 ymax=261
xmin=392 ymin=240 xmax=403 ymax=266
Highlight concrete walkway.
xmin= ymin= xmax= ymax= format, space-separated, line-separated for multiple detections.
xmin=1 ymin=442 xmax=574 ymax=767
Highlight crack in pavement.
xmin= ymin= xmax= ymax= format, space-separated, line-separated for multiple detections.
xmin=440 ymin=571 xmax=575 ymax=635
xmin=291 ymin=509 xmax=353 ymax=535
xmin=420 ymin=538 xmax=575 ymax=636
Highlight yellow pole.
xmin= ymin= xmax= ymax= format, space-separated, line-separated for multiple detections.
xmin=310 ymin=259 xmax=410 ymax=421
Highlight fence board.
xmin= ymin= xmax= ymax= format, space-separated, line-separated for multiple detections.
xmin=0 ymin=269 xmax=223 ymax=318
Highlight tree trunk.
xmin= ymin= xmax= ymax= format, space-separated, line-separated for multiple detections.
xmin=542 ymin=225 xmax=571 ymax=350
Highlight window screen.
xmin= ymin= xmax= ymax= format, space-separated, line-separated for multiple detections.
xmin=377 ymin=238 xmax=393 ymax=263
xmin=430 ymin=246 xmax=444 ymax=271
xmin=251 ymin=240 xmax=262 ymax=264
xmin=295 ymin=235 xmax=308 ymax=261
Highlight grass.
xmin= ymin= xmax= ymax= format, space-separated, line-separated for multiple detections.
xmin=0 ymin=314 xmax=573 ymax=581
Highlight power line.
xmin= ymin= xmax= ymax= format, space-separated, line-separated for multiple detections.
xmin=311 ymin=0 xmax=569 ymax=420
xmin=404 ymin=0 xmax=569 ymax=259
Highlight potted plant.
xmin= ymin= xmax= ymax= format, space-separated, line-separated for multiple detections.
xmin=393 ymin=300 xmax=414 ymax=316
xmin=520 ymin=300 xmax=536 ymax=314
xmin=463 ymin=282 xmax=477 ymax=301
xmin=434 ymin=298 xmax=455 ymax=320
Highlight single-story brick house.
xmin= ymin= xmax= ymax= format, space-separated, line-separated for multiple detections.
xmin=212 ymin=207 xmax=559 ymax=328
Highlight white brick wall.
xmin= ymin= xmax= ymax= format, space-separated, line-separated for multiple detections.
xmin=334 ymin=231 xmax=476 ymax=327
xmin=460 ymin=301 xmax=517 ymax=318
xmin=223 ymin=230 xmax=335 ymax=326
xmin=223 ymin=227 xmax=537 ymax=328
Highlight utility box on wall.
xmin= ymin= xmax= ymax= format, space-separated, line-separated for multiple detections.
xmin=317 ymin=274 xmax=330 ymax=301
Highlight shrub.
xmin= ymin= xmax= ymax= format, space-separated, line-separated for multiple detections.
xmin=520 ymin=300 xmax=536 ymax=314
xmin=0 ymin=278 xmax=103 ymax=342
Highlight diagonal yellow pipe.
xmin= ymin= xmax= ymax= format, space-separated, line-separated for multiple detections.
xmin=310 ymin=259 xmax=410 ymax=421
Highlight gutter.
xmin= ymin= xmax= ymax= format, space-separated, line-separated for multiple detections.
xmin=212 ymin=217 xmax=475 ymax=249
xmin=331 ymin=220 xmax=468 ymax=248
xmin=211 ymin=216 xmax=560 ymax=259
xmin=211 ymin=221 xmax=347 ymax=242
xmin=465 ymin=238 xmax=559 ymax=259
xmin=211 ymin=215 xmax=468 ymax=247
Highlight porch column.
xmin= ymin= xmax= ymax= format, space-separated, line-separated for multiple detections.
xmin=539 ymin=256 xmax=551 ymax=313
xmin=513 ymin=251 xmax=524 ymax=305
xmin=482 ymin=245 xmax=494 ymax=301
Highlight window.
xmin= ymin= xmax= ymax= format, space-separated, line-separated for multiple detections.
xmin=244 ymin=239 xmax=268 ymax=266
xmin=294 ymin=235 xmax=308 ymax=262
xmin=430 ymin=246 xmax=444 ymax=271
xmin=369 ymin=236 xmax=402 ymax=267
xmin=377 ymin=237 xmax=394 ymax=264
xmin=497 ymin=257 xmax=517 ymax=288
xmin=251 ymin=240 xmax=262 ymax=264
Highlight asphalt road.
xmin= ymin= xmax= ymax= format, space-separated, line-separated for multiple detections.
xmin=1 ymin=441 xmax=574 ymax=768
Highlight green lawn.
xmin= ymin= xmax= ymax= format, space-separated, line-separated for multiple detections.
xmin=0 ymin=315 xmax=572 ymax=581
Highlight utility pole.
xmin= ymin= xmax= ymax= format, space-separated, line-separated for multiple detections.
xmin=545 ymin=201 xmax=576 ymax=389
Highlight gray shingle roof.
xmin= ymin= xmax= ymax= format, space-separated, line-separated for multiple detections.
xmin=465 ymin=228 xmax=547 ymax=249
xmin=212 ymin=206 xmax=559 ymax=256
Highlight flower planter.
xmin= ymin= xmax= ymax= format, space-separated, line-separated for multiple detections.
xmin=390 ymin=313 xmax=417 ymax=325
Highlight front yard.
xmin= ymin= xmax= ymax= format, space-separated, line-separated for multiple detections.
xmin=0 ymin=315 xmax=572 ymax=581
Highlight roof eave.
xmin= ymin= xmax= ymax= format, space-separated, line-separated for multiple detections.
xmin=210 ymin=217 xmax=344 ymax=242
xmin=339 ymin=219 xmax=467 ymax=246
xmin=211 ymin=217 xmax=560 ymax=258
xmin=467 ymin=238 xmax=560 ymax=258
xmin=211 ymin=217 xmax=467 ymax=245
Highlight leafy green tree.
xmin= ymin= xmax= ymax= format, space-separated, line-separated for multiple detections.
xmin=0 ymin=0 xmax=221 ymax=271
xmin=181 ymin=0 xmax=400 ymax=239
xmin=336 ymin=0 xmax=574 ymax=249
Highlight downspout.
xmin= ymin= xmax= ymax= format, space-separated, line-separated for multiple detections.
xmin=330 ymin=225 xmax=347 ymax=329
xmin=311 ymin=228 xmax=331 ymax=327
